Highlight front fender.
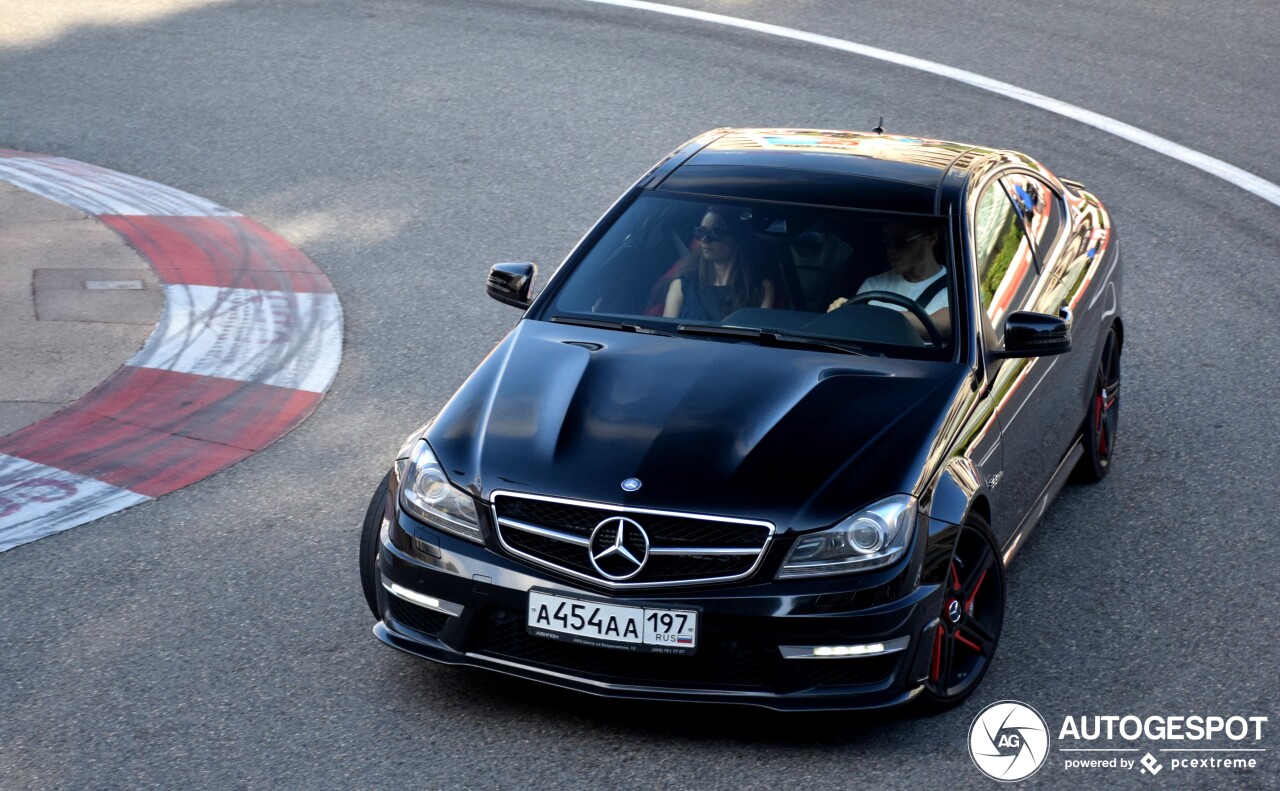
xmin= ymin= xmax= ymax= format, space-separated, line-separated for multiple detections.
xmin=927 ymin=457 xmax=984 ymax=526
xmin=918 ymin=458 xmax=989 ymax=585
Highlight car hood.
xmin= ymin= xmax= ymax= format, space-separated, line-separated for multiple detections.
xmin=427 ymin=320 xmax=968 ymax=532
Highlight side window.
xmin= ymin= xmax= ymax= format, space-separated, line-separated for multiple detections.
xmin=972 ymin=181 xmax=1037 ymax=336
xmin=1001 ymin=174 xmax=1065 ymax=265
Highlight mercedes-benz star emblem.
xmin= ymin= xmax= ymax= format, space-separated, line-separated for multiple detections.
xmin=588 ymin=516 xmax=650 ymax=581
xmin=948 ymin=599 xmax=962 ymax=623
xmin=621 ymin=477 xmax=642 ymax=492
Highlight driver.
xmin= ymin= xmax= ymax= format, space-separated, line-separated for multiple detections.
xmin=827 ymin=223 xmax=950 ymax=340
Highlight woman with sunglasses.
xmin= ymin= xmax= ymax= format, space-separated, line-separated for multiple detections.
xmin=663 ymin=207 xmax=775 ymax=320
xmin=827 ymin=223 xmax=951 ymax=340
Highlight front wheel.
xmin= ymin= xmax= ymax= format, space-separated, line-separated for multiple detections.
xmin=360 ymin=471 xmax=393 ymax=618
xmin=916 ymin=515 xmax=1005 ymax=712
xmin=1073 ymin=326 xmax=1121 ymax=483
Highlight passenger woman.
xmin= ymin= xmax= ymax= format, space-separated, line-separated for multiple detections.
xmin=663 ymin=207 xmax=775 ymax=320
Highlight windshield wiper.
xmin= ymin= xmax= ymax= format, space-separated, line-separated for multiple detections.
xmin=675 ymin=324 xmax=863 ymax=355
xmin=550 ymin=315 xmax=674 ymax=336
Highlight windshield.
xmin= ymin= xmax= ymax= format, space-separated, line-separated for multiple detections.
xmin=540 ymin=193 xmax=955 ymax=358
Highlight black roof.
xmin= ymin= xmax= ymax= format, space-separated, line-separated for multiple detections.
xmin=654 ymin=128 xmax=999 ymax=214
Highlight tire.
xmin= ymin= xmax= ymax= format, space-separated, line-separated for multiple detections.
xmin=1072 ymin=326 xmax=1121 ymax=483
xmin=360 ymin=471 xmax=393 ymax=619
xmin=915 ymin=514 xmax=1005 ymax=713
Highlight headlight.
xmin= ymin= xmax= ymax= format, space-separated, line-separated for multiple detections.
xmin=396 ymin=439 xmax=482 ymax=544
xmin=776 ymin=495 xmax=916 ymax=579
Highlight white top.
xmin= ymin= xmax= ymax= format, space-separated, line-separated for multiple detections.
xmin=856 ymin=268 xmax=948 ymax=314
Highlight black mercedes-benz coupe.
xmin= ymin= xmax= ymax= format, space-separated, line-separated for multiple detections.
xmin=360 ymin=128 xmax=1122 ymax=711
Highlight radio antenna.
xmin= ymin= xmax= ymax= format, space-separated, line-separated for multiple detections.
xmin=872 ymin=116 xmax=885 ymax=134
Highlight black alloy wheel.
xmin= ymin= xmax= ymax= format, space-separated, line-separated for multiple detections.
xmin=1074 ymin=327 xmax=1121 ymax=483
xmin=360 ymin=471 xmax=393 ymax=618
xmin=920 ymin=516 xmax=1005 ymax=710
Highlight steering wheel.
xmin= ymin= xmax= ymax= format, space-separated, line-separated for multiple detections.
xmin=848 ymin=290 xmax=944 ymax=347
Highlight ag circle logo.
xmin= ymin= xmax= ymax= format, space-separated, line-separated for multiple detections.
xmin=968 ymin=700 xmax=1050 ymax=782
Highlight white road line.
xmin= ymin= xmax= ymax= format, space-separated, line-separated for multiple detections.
xmin=577 ymin=0 xmax=1280 ymax=210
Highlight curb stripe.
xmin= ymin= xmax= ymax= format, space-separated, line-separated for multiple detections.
xmin=576 ymin=0 xmax=1280 ymax=210
xmin=101 ymin=215 xmax=335 ymax=294
xmin=0 ymin=455 xmax=150 ymax=553
xmin=0 ymin=410 xmax=253 ymax=498
xmin=0 ymin=152 xmax=342 ymax=552
xmin=129 ymin=285 xmax=343 ymax=393
xmin=66 ymin=367 xmax=323 ymax=452
xmin=0 ymin=155 xmax=240 ymax=216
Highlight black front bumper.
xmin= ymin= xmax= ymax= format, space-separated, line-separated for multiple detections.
xmin=375 ymin=508 xmax=948 ymax=712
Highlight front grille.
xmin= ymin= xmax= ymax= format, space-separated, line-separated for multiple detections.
xmin=388 ymin=597 xmax=450 ymax=638
xmin=506 ymin=530 xmax=594 ymax=576
xmin=493 ymin=492 xmax=772 ymax=588
xmin=641 ymin=553 xmax=757 ymax=582
xmin=470 ymin=608 xmax=776 ymax=689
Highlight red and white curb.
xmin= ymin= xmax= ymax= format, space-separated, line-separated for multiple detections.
xmin=0 ymin=151 xmax=342 ymax=552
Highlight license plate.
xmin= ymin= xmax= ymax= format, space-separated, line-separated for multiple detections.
xmin=527 ymin=590 xmax=698 ymax=655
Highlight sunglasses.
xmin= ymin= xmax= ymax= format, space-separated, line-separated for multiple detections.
xmin=882 ymin=231 xmax=927 ymax=249
xmin=693 ymin=226 xmax=732 ymax=244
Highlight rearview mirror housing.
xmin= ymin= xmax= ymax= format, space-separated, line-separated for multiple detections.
xmin=486 ymin=262 xmax=537 ymax=308
xmin=992 ymin=310 xmax=1072 ymax=358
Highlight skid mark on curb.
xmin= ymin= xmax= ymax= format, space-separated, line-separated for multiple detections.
xmin=0 ymin=151 xmax=343 ymax=552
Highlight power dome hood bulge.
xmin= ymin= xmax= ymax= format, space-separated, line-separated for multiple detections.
xmin=425 ymin=320 xmax=966 ymax=532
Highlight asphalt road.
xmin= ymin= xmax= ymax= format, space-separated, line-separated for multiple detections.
xmin=1 ymin=1 xmax=1277 ymax=788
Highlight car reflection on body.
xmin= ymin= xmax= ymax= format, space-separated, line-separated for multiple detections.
xmin=360 ymin=128 xmax=1122 ymax=711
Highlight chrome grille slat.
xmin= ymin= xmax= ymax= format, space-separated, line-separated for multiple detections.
xmin=498 ymin=517 xmax=591 ymax=546
xmin=647 ymin=546 xmax=760 ymax=556
xmin=491 ymin=490 xmax=774 ymax=589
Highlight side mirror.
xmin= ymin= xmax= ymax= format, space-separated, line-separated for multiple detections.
xmin=993 ymin=310 xmax=1071 ymax=358
xmin=486 ymin=262 xmax=537 ymax=309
